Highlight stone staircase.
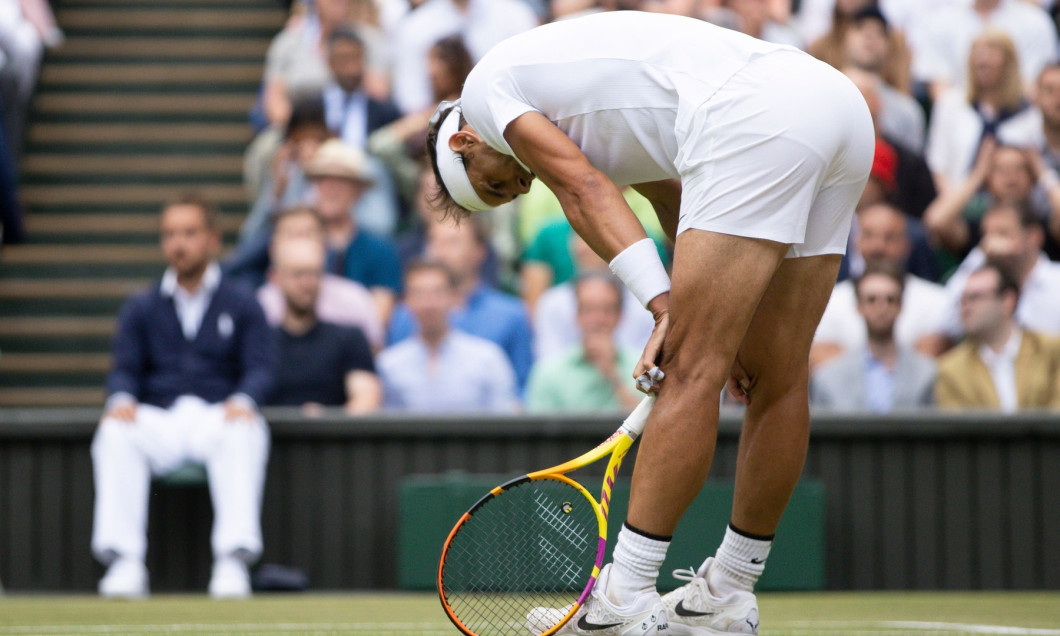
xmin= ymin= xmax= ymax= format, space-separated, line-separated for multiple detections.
xmin=0 ymin=0 xmax=286 ymax=406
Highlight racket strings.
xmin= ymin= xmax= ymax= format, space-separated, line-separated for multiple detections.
xmin=441 ymin=479 xmax=600 ymax=636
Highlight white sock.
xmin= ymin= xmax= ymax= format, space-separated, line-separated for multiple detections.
xmin=705 ymin=524 xmax=773 ymax=596
xmin=608 ymin=522 xmax=670 ymax=606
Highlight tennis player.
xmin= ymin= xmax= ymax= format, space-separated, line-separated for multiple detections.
xmin=427 ymin=11 xmax=873 ymax=635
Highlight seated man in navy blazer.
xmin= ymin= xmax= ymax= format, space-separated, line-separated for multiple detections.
xmin=91 ymin=194 xmax=277 ymax=599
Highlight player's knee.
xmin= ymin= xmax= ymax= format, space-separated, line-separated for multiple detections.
xmin=661 ymin=349 xmax=732 ymax=395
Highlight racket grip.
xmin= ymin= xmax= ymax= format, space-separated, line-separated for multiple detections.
xmin=619 ymin=395 xmax=656 ymax=439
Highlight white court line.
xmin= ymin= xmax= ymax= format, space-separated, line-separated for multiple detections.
xmin=786 ymin=621 xmax=1060 ymax=635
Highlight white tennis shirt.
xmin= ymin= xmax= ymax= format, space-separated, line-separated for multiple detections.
xmin=460 ymin=11 xmax=790 ymax=186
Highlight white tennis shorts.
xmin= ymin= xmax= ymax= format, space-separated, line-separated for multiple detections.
xmin=675 ymin=49 xmax=875 ymax=257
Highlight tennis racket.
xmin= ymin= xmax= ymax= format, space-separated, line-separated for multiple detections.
xmin=438 ymin=395 xmax=656 ymax=636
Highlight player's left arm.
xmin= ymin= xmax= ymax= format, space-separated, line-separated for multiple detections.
xmin=504 ymin=111 xmax=649 ymax=264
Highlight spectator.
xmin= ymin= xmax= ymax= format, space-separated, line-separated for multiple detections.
xmin=940 ymin=201 xmax=1060 ymax=340
xmin=239 ymin=95 xmax=330 ymax=245
xmin=393 ymin=167 xmax=502 ymax=286
xmin=807 ymin=0 xmax=912 ymax=98
xmin=811 ymin=263 xmax=936 ymax=411
xmin=369 ymin=34 xmax=473 ymax=204
xmin=936 ymin=264 xmax=1060 ymax=411
xmin=256 ymin=206 xmax=384 ymax=350
xmin=702 ymin=0 xmax=803 ymax=48
xmin=320 ymin=23 xmax=402 ymax=235
xmin=910 ymin=0 xmax=1058 ymax=102
xmin=839 ymin=9 xmax=925 ymax=154
xmin=844 ymin=68 xmax=936 ymax=219
xmin=533 ymin=231 xmax=654 ymax=361
xmin=1029 ymin=63 xmax=1060 ymax=258
xmin=323 ymin=25 xmax=401 ymax=149
xmin=246 ymin=0 xmax=354 ymax=196
xmin=91 ymin=195 xmax=276 ymax=599
xmin=527 ymin=271 xmax=642 ymax=413
xmin=924 ymin=142 xmax=1060 ymax=269
xmin=388 ymin=0 xmax=539 ymax=115
xmin=813 ymin=203 xmax=948 ymax=368
xmin=388 ymin=216 xmax=534 ymax=389
xmin=305 ymin=139 xmax=403 ymax=324
xmin=1035 ymin=64 xmax=1060 ymax=176
xmin=846 ymin=165 xmax=939 ymax=284
xmin=260 ymin=0 xmax=350 ymax=131
xmin=925 ymin=29 xmax=1041 ymax=193
xmin=266 ymin=236 xmax=382 ymax=414
xmin=378 ymin=260 xmax=519 ymax=412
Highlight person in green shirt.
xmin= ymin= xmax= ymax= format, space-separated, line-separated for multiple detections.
xmin=527 ymin=271 xmax=643 ymax=413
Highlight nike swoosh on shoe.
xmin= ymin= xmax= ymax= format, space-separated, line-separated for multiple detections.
xmin=577 ymin=615 xmax=624 ymax=631
xmin=673 ymin=600 xmax=716 ymax=618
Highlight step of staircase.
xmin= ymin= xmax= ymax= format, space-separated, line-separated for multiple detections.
xmin=3 ymin=0 xmax=284 ymax=407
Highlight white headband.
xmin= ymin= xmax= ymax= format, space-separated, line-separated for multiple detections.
xmin=434 ymin=104 xmax=493 ymax=212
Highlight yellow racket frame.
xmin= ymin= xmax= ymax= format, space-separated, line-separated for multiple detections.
xmin=438 ymin=396 xmax=655 ymax=636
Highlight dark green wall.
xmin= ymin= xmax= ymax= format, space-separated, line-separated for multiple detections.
xmin=1 ymin=408 xmax=1058 ymax=592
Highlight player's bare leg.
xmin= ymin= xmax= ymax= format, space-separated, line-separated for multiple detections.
xmin=659 ymin=254 xmax=841 ymax=635
xmin=729 ymin=254 xmax=841 ymax=536
xmin=625 ymin=229 xmax=788 ymax=537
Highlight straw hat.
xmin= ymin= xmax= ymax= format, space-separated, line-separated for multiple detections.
xmin=304 ymin=139 xmax=375 ymax=185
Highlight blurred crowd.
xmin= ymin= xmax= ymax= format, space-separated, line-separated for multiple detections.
xmin=204 ymin=0 xmax=1060 ymax=417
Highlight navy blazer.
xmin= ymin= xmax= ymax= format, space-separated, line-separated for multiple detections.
xmin=106 ymin=276 xmax=277 ymax=408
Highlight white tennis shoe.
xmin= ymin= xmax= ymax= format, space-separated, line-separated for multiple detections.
xmin=527 ymin=564 xmax=670 ymax=635
xmin=661 ymin=560 xmax=759 ymax=635
xmin=98 ymin=557 xmax=148 ymax=599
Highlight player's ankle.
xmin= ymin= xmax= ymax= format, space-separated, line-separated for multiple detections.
xmin=707 ymin=523 xmax=773 ymax=596
xmin=608 ymin=522 xmax=670 ymax=606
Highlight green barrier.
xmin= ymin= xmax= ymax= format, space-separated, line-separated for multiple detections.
xmin=398 ymin=472 xmax=824 ymax=592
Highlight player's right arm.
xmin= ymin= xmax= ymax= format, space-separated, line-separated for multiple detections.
xmin=504 ymin=111 xmax=649 ymax=264
xmin=504 ymin=112 xmax=671 ymax=385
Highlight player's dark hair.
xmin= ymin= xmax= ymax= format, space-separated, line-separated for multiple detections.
xmin=424 ymin=102 xmax=472 ymax=222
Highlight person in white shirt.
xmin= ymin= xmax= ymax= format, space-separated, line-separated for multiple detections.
xmin=387 ymin=0 xmax=539 ymax=115
xmin=936 ymin=263 xmax=1060 ymax=411
xmin=940 ymin=201 xmax=1060 ymax=341
xmin=424 ymin=11 xmax=873 ymax=635
xmin=377 ymin=260 xmax=519 ymax=412
xmin=924 ymin=29 xmax=1042 ymax=193
xmin=909 ymin=0 xmax=1058 ymax=102
xmin=812 ymin=203 xmax=948 ymax=369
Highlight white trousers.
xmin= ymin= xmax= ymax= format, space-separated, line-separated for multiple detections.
xmin=90 ymin=396 xmax=270 ymax=563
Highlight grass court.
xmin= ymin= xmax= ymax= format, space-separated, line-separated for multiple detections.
xmin=2 ymin=591 xmax=1060 ymax=635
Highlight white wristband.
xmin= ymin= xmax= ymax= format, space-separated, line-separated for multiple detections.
xmin=608 ymin=238 xmax=671 ymax=308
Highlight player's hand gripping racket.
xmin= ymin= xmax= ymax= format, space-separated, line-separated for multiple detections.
xmin=439 ymin=395 xmax=656 ymax=636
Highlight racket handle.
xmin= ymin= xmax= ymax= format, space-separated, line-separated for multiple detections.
xmin=619 ymin=395 xmax=656 ymax=439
